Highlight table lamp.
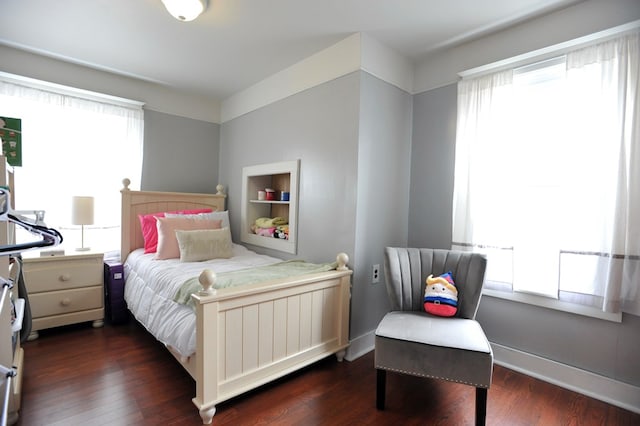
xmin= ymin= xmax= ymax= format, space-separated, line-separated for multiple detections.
xmin=72 ymin=196 xmax=94 ymax=251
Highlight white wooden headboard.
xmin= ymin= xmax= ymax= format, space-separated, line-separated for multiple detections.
xmin=120 ymin=179 xmax=226 ymax=262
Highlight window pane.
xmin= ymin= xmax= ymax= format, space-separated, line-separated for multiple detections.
xmin=0 ymin=80 xmax=143 ymax=253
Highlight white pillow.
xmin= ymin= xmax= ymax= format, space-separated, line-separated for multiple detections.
xmin=166 ymin=210 xmax=230 ymax=229
xmin=176 ymin=227 xmax=233 ymax=262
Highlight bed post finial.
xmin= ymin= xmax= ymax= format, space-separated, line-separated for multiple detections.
xmin=198 ymin=269 xmax=217 ymax=296
xmin=122 ymin=178 xmax=131 ymax=191
xmin=215 ymin=184 xmax=225 ymax=195
xmin=336 ymin=252 xmax=349 ymax=271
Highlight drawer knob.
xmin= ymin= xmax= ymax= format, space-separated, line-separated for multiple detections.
xmin=61 ymin=298 xmax=71 ymax=306
xmin=59 ymin=273 xmax=71 ymax=281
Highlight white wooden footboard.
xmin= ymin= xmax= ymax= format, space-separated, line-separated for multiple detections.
xmin=190 ymin=254 xmax=352 ymax=424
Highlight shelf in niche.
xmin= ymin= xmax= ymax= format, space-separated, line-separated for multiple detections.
xmin=241 ymin=160 xmax=300 ymax=254
xmin=249 ymin=200 xmax=290 ymax=205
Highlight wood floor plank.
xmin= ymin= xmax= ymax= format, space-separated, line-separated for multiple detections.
xmin=14 ymin=320 xmax=640 ymax=425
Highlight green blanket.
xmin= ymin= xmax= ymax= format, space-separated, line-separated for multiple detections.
xmin=174 ymin=260 xmax=337 ymax=309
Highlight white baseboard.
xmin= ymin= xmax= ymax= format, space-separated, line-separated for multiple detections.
xmin=491 ymin=343 xmax=640 ymax=414
xmin=344 ymin=330 xmax=640 ymax=414
xmin=345 ymin=330 xmax=375 ymax=361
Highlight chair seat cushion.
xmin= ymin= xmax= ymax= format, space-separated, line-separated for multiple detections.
xmin=375 ymin=311 xmax=491 ymax=354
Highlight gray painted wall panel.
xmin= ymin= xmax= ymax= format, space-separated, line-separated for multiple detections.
xmin=142 ymin=109 xmax=220 ymax=193
xmin=352 ymin=72 xmax=412 ymax=338
xmin=218 ymin=72 xmax=360 ymax=266
xmin=408 ymin=84 xmax=457 ymax=249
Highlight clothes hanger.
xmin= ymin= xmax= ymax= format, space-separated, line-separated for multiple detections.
xmin=0 ymin=188 xmax=62 ymax=426
xmin=0 ymin=188 xmax=62 ymax=255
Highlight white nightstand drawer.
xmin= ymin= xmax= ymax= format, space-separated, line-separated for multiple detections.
xmin=29 ymin=286 xmax=103 ymax=318
xmin=22 ymin=251 xmax=105 ymax=338
xmin=23 ymin=257 xmax=103 ymax=294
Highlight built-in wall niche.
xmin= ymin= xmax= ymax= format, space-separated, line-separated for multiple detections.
xmin=241 ymin=160 xmax=300 ymax=254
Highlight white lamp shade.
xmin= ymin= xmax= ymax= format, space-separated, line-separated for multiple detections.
xmin=161 ymin=0 xmax=207 ymax=21
xmin=71 ymin=196 xmax=94 ymax=226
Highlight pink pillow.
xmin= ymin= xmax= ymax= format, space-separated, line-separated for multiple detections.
xmin=139 ymin=208 xmax=212 ymax=253
xmin=155 ymin=217 xmax=222 ymax=260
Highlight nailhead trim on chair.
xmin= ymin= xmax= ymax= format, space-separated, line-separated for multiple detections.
xmin=376 ymin=365 xmax=490 ymax=388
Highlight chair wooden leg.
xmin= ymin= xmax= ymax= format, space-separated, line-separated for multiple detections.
xmin=376 ymin=369 xmax=386 ymax=410
xmin=475 ymin=387 xmax=487 ymax=426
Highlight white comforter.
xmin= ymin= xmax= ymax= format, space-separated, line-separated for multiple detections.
xmin=124 ymin=244 xmax=281 ymax=358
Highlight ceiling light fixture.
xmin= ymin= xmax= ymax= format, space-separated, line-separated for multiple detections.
xmin=161 ymin=0 xmax=208 ymax=22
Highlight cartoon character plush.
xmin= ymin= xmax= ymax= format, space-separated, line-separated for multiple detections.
xmin=423 ymin=271 xmax=458 ymax=317
xmin=274 ymin=225 xmax=289 ymax=239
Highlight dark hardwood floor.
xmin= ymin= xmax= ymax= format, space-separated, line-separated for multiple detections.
xmin=15 ymin=319 xmax=640 ymax=425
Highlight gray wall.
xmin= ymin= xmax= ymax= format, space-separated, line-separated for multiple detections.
xmin=142 ymin=109 xmax=220 ymax=193
xmin=410 ymin=83 xmax=640 ymax=388
xmin=218 ymin=72 xmax=360 ymax=265
xmin=408 ymin=84 xmax=457 ymax=249
xmin=218 ymin=71 xmax=413 ymax=340
xmin=352 ymin=72 xmax=412 ymax=337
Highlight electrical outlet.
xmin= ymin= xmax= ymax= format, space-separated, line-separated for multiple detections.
xmin=372 ymin=264 xmax=380 ymax=284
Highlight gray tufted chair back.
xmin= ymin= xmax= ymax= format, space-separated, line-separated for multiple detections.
xmin=383 ymin=247 xmax=487 ymax=319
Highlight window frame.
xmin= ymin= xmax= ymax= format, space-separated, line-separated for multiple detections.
xmin=456 ymin=21 xmax=640 ymax=322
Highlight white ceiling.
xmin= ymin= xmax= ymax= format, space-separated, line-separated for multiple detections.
xmin=0 ymin=0 xmax=582 ymax=101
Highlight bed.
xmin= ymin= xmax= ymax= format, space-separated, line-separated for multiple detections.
xmin=119 ymin=179 xmax=352 ymax=424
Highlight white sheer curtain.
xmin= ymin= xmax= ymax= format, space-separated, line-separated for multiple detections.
xmin=452 ymin=30 xmax=640 ymax=315
xmin=0 ymin=77 xmax=144 ymax=252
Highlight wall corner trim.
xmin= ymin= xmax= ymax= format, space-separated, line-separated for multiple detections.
xmin=360 ymin=33 xmax=414 ymax=94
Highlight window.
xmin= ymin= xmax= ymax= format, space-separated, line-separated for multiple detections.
xmin=0 ymin=74 xmax=143 ymax=253
xmin=452 ymin=30 xmax=639 ymax=319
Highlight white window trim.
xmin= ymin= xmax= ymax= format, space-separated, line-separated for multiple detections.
xmin=0 ymin=71 xmax=144 ymax=108
xmin=459 ymin=19 xmax=640 ymax=80
xmin=483 ymin=289 xmax=623 ymax=323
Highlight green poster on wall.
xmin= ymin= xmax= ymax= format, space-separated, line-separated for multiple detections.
xmin=0 ymin=116 xmax=22 ymax=167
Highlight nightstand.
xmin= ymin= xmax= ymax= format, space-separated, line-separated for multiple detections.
xmin=22 ymin=251 xmax=104 ymax=340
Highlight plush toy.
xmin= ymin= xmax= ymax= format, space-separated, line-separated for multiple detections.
xmin=274 ymin=225 xmax=289 ymax=239
xmin=253 ymin=226 xmax=275 ymax=237
xmin=423 ymin=271 xmax=458 ymax=317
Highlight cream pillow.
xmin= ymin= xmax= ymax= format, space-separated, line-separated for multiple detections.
xmin=176 ymin=227 xmax=233 ymax=262
xmin=155 ymin=217 xmax=222 ymax=260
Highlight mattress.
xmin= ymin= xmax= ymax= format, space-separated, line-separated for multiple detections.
xmin=124 ymin=244 xmax=281 ymax=358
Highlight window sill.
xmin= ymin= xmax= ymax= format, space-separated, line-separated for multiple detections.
xmin=482 ymin=289 xmax=623 ymax=323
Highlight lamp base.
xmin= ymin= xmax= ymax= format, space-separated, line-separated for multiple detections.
xmin=75 ymin=247 xmax=90 ymax=252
